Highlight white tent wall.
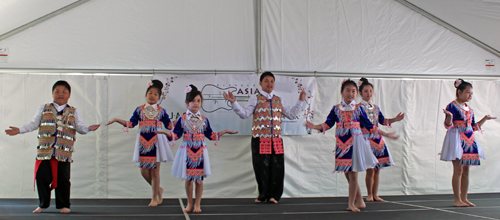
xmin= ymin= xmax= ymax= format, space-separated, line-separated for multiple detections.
xmin=262 ymin=0 xmax=498 ymax=75
xmin=0 ymin=0 xmax=256 ymax=70
xmin=1 ymin=74 xmax=500 ymax=199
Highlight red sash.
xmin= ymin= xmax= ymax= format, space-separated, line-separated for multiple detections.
xmin=34 ymin=158 xmax=58 ymax=190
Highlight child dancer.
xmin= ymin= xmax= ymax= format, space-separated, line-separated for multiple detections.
xmin=358 ymin=78 xmax=404 ymax=202
xmin=441 ymin=79 xmax=496 ymax=207
xmin=222 ymin=71 xmax=306 ymax=204
xmin=106 ymin=79 xmax=174 ymax=207
xmin=5 ymin=80 xmax=100 ymax=214
xmin=305 ymin=79 xmax=397 ymax=212
xmin=156 ymin=84 xmax=237 ymax=213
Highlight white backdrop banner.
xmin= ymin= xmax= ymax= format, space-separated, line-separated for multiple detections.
xmin=153 ymin=74 xmax=316 ymax=135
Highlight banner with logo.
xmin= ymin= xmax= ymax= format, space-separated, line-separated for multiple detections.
xmin=154 ymin=74 xmax=315 ymax=135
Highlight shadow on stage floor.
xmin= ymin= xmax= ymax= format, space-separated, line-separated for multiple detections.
xmin=1 ymin=193 xmax=499 ymax=220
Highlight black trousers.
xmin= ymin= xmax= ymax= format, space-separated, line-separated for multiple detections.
xmin=36 ymin=160 xmax=71 ymax=209
xmin=251 ymin=137 xmax=285 ymax=202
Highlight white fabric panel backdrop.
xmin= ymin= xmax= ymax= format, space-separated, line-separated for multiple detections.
xmin=262 ymin=0 xmax=498 ymax=75
xmin=1 ymin=74 xmax=500 ymax=198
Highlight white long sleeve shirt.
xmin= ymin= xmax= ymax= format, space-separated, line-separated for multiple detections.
xmin=231 ymin=90 xmax=306 ymax=119
xmin=19 ymin=103 xmax=91 ymax=134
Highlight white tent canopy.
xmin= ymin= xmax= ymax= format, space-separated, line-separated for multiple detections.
xmin=0 ymin=0 xmax=499 ymax=199
xmin=406 ymin=0 xmax=500 ymax=57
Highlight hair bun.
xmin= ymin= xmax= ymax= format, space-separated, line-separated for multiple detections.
xmin=360 ymin=77 xmax=369 ymax=84
xmin=454 ymin=79 xmax=463 ymax=88
xmin=189 ymin=84 xmax=199 ymax=92
xmin=151 ymin=79 xmax=163 ymax=90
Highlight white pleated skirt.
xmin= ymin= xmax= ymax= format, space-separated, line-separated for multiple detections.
xmin=346 ymin=135 xmax=378 ymax=172
xmin=440 ymin=129 xmax=485 ymax=161
xmin=132 ymin=133 xmax=175 ymax=163
xmin=171 ymin=146 xmax=211 ymax=180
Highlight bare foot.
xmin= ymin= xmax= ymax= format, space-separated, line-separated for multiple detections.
xmin=463 ymin=200 xmax=476 ymax=207
xmin=60 ymin=208 xmax=71 ymax=214
xmin=269 ymin=198 xmax=279 ymax=204
xmin=157 ymin=187 xmax=164 ymax=205
xmin=254 ymin=199 xmax=262 ymax=203
xmin=355 ymin=200 xmax=366 ymax=209
xmin=374 ymin=196 xmax=384 ymax=202
xmin=193 ymin=204 xmax=202 ymax=213
xmin=454 ymin=201 xmax=468 ymax=207
xmin=149 ymin=199 xmax=158 ymax=207
xmin=184 ymin=203 xmax=193 ymax=213
xmin=366 ymin=196 xmax=374 ymax=202
xmin=32 ymin=207 xmax=44 ymax=213
xmin=347 ymin=205 xmax=361 ymax=212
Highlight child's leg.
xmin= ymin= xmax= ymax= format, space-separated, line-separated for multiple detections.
xmin=141 ymin=168 xmax=152 ymax=184
xmin=372 ymin=169 xmax=383 ymax=201
xmin=346 ymin=172 xmax=361 ymax=212
xmin=55 ymin=161 xmax=71 ymax=213
xmin=148 ymin=164 xmax=160 ymax=206
xmin=355 ymin=182 xmax=366 ymax=209
xmin=34 ymin=160 xmax=52 ymax=213
xmin=193 ymin=182 xmax=204 ymax=213
xmin=184 ymin=181 xmax=194 ymax=212
xmin=460 ymin=165 xmax=475 ymax=206
xmin=155 ymin=163 xmax=164 ymax=204
xmin=452 ymin=160 xmax=468 ymax=207
xmin=365 ymin=168 xmax=375 ymax=201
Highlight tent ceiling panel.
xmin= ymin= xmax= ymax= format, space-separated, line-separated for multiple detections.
xmin=406 ymin=0 xmax=500 ymax=56
xmin=0 ymin=0 xmax=256 ymax=70
xmin=0 ymin=0 xmax=78 ymax=36
xmin=262 ymin=0 xmax=498 ymax=75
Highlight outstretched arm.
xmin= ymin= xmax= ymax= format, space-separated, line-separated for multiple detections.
xmin=387 ymin=112 xmax=405 ymax=124
xmin=5 ymin=126 xmax=20 ymax=136
xmin=379 ymin=130 xmax=399 ymax=140
xmin=305 ymin=121 xmax=324 ymax=131
xmin=217 ymin=129 xmax=238 ymax=136
xmin=477 ymin=115 xmax=496 ymax=128
xmin=282 ymin=89 xmax=307 ymax=119
xmin=106 ymin=118 xmax=132 ymax=127
xmin=223 ymin=91 xmax=257 ymax=119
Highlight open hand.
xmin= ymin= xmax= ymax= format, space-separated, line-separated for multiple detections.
xmin=384 ymin=132 xmax=399 ymax=140
xmin=442 ymin=109 xmax=452 ymax=117
xmin=394 ymin=112 xmax=405 ymax=122
xmin=222 ymin=91 xmax=236 ymax=103
xmin=299 ymin=89 xmax=306 ymax=101
xmin=89 ymin=124 xmax=100 ymax=131
xmin=5 ymin=126 xmax=20 ymax=136
xmin=483 ymin=115 xmax=497 ymax=120
xmin=305 ymin=121 xmax=316 ymax=129
xmin=223 ymin=129 xmax=238 ymax=135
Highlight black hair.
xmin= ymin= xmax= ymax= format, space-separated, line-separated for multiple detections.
xmin=146 ymin=79 xmax=163 ymax=95
xmin=341 ymin=79 xmax=357 ymax=92
xmin=358 ymin=77 xmax=373 ymax=93
xmin=185 ymin=84 xmax=203 ymax=102
xmin=52 ymin=80 xmax=71 ymax=93
xmin=260 ymin=71 xmax=275 ymax=82
xmin=455 ymin=78 xmax=472 ymax=98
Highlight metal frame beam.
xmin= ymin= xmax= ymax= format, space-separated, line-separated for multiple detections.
xmin=396 ymin=0 xmax=500 ymax=58
xmin=0 ymin=0 xmax=90 ymax=41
